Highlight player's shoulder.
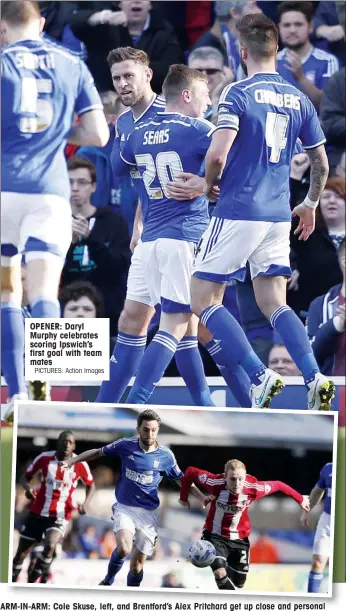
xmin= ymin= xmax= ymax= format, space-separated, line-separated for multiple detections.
xmin=157 ymin=443 xmax=177 ymax=460
xmin=32 ymin=450 xmax=56 ymax=462
xmin=322 ymin=462 xmax=333 ymax=473
xmin=190 ymin=116 xmax=215 ymax=136
xmin=153 ymin=94 xmax=166 ymax=109
xmin=243 ymin=474 xmax=265 ymax=490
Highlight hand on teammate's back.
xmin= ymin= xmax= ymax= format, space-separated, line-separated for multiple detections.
xmin=166 ymin=173 xmax=205 ymax=200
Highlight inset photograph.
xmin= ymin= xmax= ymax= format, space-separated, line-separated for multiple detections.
xmin=10 ymin=403 xmax=337 ymax=596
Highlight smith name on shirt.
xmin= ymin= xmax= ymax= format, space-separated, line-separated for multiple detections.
xmin=14 ymin=51 xmax=56 ymax=70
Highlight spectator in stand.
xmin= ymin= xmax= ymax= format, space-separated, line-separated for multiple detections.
xmin=320 ymin=67 xmax=346 ymax=175
xmin=69 ymin=0 xmax=183 ymax=92
xmin=289 ymin=177 xmax=345 ymax=318
xmin=59 ymin=280 xmax=104 ymax=318
xmin=277 ymin=1 xmax=339 ymax=108
xmin=313 ymin=1 xmax=345 ymax=66
xmin=78 ymin=524 xmax=100 ymax=559
xmin=38 ymin=1 xmax=85 ymax=58
xmin=250 ymin=532 xmax=280 ymax=563
xmin=307 ymin=239 xmax=345 ymax=376
xmin=336 ymin=152 xmax=345 ymax=180
xmin=61 ymin=157 xmax=131 ymax=336
xmin=268 ymin=344 xmax=301 ymax=376
xmin=187 ymin=46 xmax=234 ymax=120
xmin=99 ymin=527 xmax=116 ymax=559
xmin=192 ymin=0 xmax=261 ymax=80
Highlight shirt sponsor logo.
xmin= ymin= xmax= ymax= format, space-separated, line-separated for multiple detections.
xmin=47 ymin=477 xmax=70 ymax=491
xmin=126 ymin=467 xmax=154 ymax=485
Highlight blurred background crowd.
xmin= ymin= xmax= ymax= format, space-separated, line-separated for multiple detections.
xmin=19 ymin=1 xmax=346 ymax=380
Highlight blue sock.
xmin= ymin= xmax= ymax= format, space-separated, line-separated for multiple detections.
xmin=201 ymin=305 xmax=266 ymax=385
xmin=31 ymin=298 xmax=60 ymax=318
xmin=175 ymin=337 xmax=214 ymax=406
xmin=205 ymin=339 xmax=251 ymax=407
xmin=96 ymin=333 xmax=147 ymax=403
xmin=126 ymin=331 xmax=178 ymax=404
xmin=103 ymin=548 xmax=126 ymax=585
xmin=127 ymin=569 xmax=143 ymax=587
xmin=308 ymin=570 xmax=323 ymax=593
xmin=270 ymin=306 xmax=319 ymax=383
xmin=1 ymin=303 xmax=26 ymax=398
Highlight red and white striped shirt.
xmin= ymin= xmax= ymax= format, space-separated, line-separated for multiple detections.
xmin=25 ymin=451 xmax=94 ymax=520
xmin=180 ymin=466 xmax=303 ymax=541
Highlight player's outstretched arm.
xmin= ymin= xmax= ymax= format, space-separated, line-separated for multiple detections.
xmin=60 ymin=448 xmax=103 ymax=470
xmin=68 ymin=110 xmax=109 ymax=148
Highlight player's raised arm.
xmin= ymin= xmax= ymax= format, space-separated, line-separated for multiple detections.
xmin=60 ymin=448 xmax=102 ymax=470
xmin=256 ymin=479 xmax=310 ymax=511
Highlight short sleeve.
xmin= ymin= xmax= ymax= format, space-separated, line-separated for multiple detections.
xmin=25 ymin=454 xmax=44 ymax=478
xmin=299 ymin=98 xmax=326 ymax=149
xmin=317 ymin=465 xmax=328 ymax=490
xmin=216 ymin=83 xmax=247 ymax=132
xmin=101 ymin=439 xmax=126 ymax=457
xmin=194 ymin=119 xmax=215 ymax=155
xmin=74 ymin=61 xmax=103 ymax=117
xmin=164 ymin=450 xmax=183 ymax=480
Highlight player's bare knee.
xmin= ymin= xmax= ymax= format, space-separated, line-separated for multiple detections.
xmin=213 ymin=567 xmax=227 ymax=580
xmin=119 ymin=302 xmax=152 ymax=335
xmin=117 ymin=542 xmax=132 ymax=557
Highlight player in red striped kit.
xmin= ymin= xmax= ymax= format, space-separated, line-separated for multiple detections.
xmin=12 ymin=430 xmax=95 ymax=584
xmin=180 ymin=459 xmax=310 ymax=591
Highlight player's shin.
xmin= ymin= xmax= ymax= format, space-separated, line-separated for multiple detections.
xmin=127 ymin=569 xmax=144 ymax=587
xmin=12 ymin=563 xmax=23 ymax=582
xmin=200 ymin=305 xmax=266 ymax=385
xmin=308 ymin=570 xmax=324 ymax=593
xmin=101 ymin=548 xmax=126 ymax=585
xmin=270 ymin=306 xmax=319 ymax=382
xmin=96 ymin=333 xmax=147 ymax=403
xmin=28 ymin=553 xmax=53 ymax=583
xmin=126 ymin=331 xmax=179 ymax=404
xmin=175 ymin=337 xmax=215 ymax=406
xmin=215 ymin=574 xmax=236 ymax=590
xmin=205 ymin=339 xmax=251 ymax=407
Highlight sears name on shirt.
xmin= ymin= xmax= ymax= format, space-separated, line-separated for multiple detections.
xmin=143 ymin=128 xmax=170 ymax=145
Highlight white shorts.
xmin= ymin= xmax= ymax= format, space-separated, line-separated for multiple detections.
xmin=313 ymin=511 xmax=331 ymax=557
xmin=193 ymin=218 xmax=291 ymax=282
xmin=129 ymin=238 xmax=194 ymax=313
xmin=112 ymin=502 xmax=158 ymax=556
xmin=1 ymin=192 xmax=72 ymax=263
xmin=126 ymin=240 xmax=153 ymax=307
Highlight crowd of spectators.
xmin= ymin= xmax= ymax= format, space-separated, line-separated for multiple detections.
xmin=31 ymin=1 xmax=345 ymax=376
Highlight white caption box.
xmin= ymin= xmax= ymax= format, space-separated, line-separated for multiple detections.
xmin=24 ymin=318 xmax=110 ymax=381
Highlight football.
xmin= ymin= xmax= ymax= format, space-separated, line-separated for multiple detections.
xmin=188 ymin=540 xmax=216 ymax=568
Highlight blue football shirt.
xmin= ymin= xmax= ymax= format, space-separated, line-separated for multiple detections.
xmin=317 ymin=462 xmax=332 ymax=515
xmin=214 ymin=72 xmax=326 ymax=223
xmin=1 ymin=39 xmax=103 ymax=200
xmin=116 ymin=112 xmax=214 ymax=242
xmin=277 ymin=47 xmax=339 ymax=92
xmin=101 ymin=437 xmax=183 ymax=510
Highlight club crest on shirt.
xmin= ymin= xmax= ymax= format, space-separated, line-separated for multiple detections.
xmin=198 ymin=473 xmax=207 ymax=484
xmin=265 ymin=484 xmax=271 ymax=494
xmin=305 ymin=71 xmax=316 ymax=84
xmin=153 ymin=459 xmax=160 ymax=468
